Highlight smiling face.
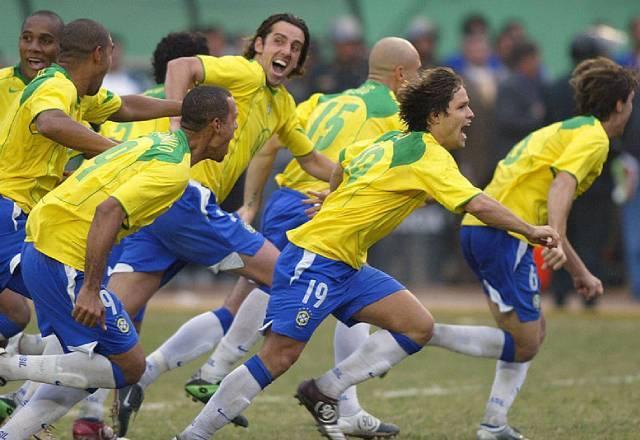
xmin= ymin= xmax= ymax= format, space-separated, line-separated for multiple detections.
xmin=253 ymin=21 xmax=305 ymax=87
xmin=429 ymin=86 xmax=474 ymax=150
xmin=19 ymin=15 xmax=61 ymax=80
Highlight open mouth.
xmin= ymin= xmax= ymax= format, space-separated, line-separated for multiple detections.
xmin=272 ymin=59 xmax=288 ymax=75
xmin=27 ymin=57 xmax=47 ymax=71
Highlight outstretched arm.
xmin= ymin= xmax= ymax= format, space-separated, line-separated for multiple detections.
xmin=36 ymin=110 xmax=117 ymax=156
xmin=109 ymin=95 xmax=181 ymax=122
xmin=295 ymin=150 xmax=336 ymax=182
xmin=165 ymin=57 xmax=205 ymax=130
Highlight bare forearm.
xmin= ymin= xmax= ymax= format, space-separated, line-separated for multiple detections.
xmin=329 ymin=164 xmax=344 ymax=192
xmin=109 ymin=95 xmax=181 ymax=122
xmin=165 ymin=57 xmax=202 ymax=101
xmin=298 ymin=151 xmax=335 ymax=182
xmin=83 ymin=199 xmax=125 ymax=290
xmin=464 ymin=193 xmax=533 ymax=237
xmin=560 ymin=237 xmax=589 ymax=276
xmin=547 ymin=172 xmax=577 ymax=238
xmin=243 ymin=151 xmax=277 ymax=219
xmin=37 ymin=112 xmax=116 ymax=155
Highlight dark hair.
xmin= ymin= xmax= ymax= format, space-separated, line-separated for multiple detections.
xmin=181 ymin=85 xmax=231 ymax=131
xmin=152 ymin=32 xmax=209 ymax=84
xmin=462 ymin=13 xmax=489 ymax=36
xmin=60 ymin=19 xmax=111 ymax=60
xmin=398 ymin=67 xmax=463 ymax=132
xmin=571 ymin=57 xmax=638 ymax=121
xmin=507 ymin=40 xmax=538 ymax=68
xmin=243 ymin=13 xmax=310 ymax=77
xmin=22 ymin=10 xmax=64 ymax=36
xmin=570 ymin=34 xmax=608 ymax=64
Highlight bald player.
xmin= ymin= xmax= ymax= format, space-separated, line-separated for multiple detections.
xmin=156 ymin=36 xmax=421 ymax=439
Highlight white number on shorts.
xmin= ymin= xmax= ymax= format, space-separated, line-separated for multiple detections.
xmin=302 ymin=279 xmax=329 ymax=308
xmin=99 ymin=290 xmax=118 ymax=316
xmin=529 ymin=265 xmax=539 ymax=291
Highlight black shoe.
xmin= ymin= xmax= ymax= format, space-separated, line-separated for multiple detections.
xmin=117 ymin=384 xmax=144 ymax=437
xmin=295 ymin=379 xmax=345 ymax=440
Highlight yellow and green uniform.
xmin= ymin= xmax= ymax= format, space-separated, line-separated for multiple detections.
xmin=26 ymin=130 xmax=191 ymax=270
xmin=189 ymin=55 xmax=314 ymax=202
xmin=462 ymin=115 xmax=609 ymax=239
xmin=100 ymin=84 xmax=170 ymax=142
xmin=276 ymin=80 xmax=403 ymax=194
xmin=0 ymin=65 xmax=29 ymax=114
xmin=0 ymin=64 xmax=122 ymax=213
xmin=289 ymin=131 xmax=482 ymax=268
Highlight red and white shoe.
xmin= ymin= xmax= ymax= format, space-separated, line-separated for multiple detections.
xmin=72 ymin=417 xmax=117 ymax=440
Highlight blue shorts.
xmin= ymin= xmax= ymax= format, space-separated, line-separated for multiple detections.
xmin=460 ymin=226 xmax=541 ymax=322
xmin=115 ymin=182 xmax=265 ymax=283
xmin=266 ymin=244 xmax=405 ymax=342
xmin=261 ymin=188 xmax=310 ymax=251
xmin=21 ymin=242 xmax=138 ymax=356
xmin=0 ymin=197 xmax=29 ymax=296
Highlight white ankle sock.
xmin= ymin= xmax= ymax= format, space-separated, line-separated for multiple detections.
xmin=77 ymin=388 xmax=110 ymax=420
xmin=316 ymin=330 xmax=409 ymax=400
xmin=483 ymin=360 xmax=531 ymax=427
xmin=199 ymin=288 xmax=268 ymax=383
xmin=138 ymin=350 xmax=169 ymax=390
xmin=0 ymin=384 xmax=88 ymax=438
xmin=428 ymin=324 xmax=506 ymax=359
xmin=0 ymin=351 xmax=117 ymax=389
xmin=181 ymin=365 xmax=262 ymax=439
xmin=334 ymin=322 xmax=369 ymax=417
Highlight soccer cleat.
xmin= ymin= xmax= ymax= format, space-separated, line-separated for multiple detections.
xmin=116 ymin=384 xmax=144 ymax=437
xmin=338 ymin=410 xmax=400 ymax=439
xmin=184 ymin=378 xmax=249 ymax=428
xmin=72 ymin=417 xmax=117 ymax=440
xmin=477 ymin=424 xmax=529 ymax=440
xmin=0 ymin=394 xmax=16 ymax=424
xmin=295 ymin=379 xmax=346 ymax=440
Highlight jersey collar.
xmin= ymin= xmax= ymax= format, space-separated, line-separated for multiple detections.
xmin=12 ymin=64 xmax=29 ymax=85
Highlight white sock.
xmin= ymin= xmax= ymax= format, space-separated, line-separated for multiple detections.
xmin=0 ymin=352 xmax=117 ymax=389
xmin=18 ymin=333 xmax=46 ymax=355
xmin=199 ymin=289 xmax=269 ymax=383
xmin=334 ymin=322 xmax=369 ymax=417
xmin=316 ymin=330 xmax=410 ymax=400
xmin=77 ymin=388 xmax=110 ymax=421
xmin=138 ymin=311 xmax=225 ymax=389
xmin=483 ymin=361 xmax=531 ymax=427
xmin=0 ymin=384 xmax=88 ymax=438
xmin=428 ymin=324 xmax=506 ymax=359
xmin=181 ymin=365 xmax=262 ymax=439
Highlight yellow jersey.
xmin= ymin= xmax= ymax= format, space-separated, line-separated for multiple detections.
xmin=289 ymin=131 xmax=482 ymax=268
xmin=0 ymin=65 xmax=29 ymax=114
xmin=26 ymin=130 xmax=191 ymax=270
xmin=275 ymin=80 xmax=403 ymax=194
xmin=100 ymin=84 xmax=170 ymax=142
xmin=462 ymin=115 xmax=609 ymax=233
xmin=189 ymin=55 xmax=314 ymax=203
xmin=0 ymin=64 xmax=122 ymax=213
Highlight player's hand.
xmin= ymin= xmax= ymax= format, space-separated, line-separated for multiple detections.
xmin=572 ymin=272 xmax=604 ymax=300
xmin=525 ymin=225 xmax=559 ymax=248
xmin=541 ymin=244 xmax=567 ymax=270
xmin=302 ymin=190 xmax=329 ymax=218
xmin=169 ymin=116 xmax=182 ymax=132
xmin=72 ymin=286 xmax=106 ymax=330
xmin=236 ymin=205 xmax=256 ymax=224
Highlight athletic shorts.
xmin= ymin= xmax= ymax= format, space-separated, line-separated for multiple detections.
xmin=261 ymin=187 xmax=310 ymax=251
xmin=0 ymin=197 xmax=29 ymax=297
xmin=460 ymin=226 xmax=541 ymax=322
xmin=265 ymin=243 xmax=405 ymax=342
xmin=114 ymin=181 xmax=265 ymax=282
xmin=21 ymin=242 xmax=138 ymax=356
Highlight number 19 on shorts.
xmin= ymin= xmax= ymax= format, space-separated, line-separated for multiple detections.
xmin=302 ymin=279 xmax=328 ymax=308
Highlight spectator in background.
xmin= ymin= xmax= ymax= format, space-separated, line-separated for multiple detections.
xmin=445 ymin=13 xmax=501 ymax=74
xmin=407 ymin=17 xmax=439 ymax=69
xmin=493 ymin=40 xmax=545 ymax=163
xmin=308 ymin=15 xmax=368 ymax=94
xmin=494 ymin=20 xmax=526 ymax=79
xmin=616 ymin=16 xmax=640 ymax=69
xmin=102 ymin=34 xmax=145 ymax=94
xmin=195 ymin=25 xmax=228 ymax=56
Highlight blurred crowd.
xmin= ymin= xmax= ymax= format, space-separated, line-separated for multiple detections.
xmin=15 ymin=13 xmax=640 ymax=306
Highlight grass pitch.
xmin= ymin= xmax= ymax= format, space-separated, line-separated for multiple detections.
xmin=11 ymin=299 xmax=640 ymax=439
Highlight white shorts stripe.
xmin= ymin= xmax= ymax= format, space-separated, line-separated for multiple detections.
xmin=289 ymin=250 xmax=316 ymax=286
xmin=482 ymin=279 xmax=514 ymax=314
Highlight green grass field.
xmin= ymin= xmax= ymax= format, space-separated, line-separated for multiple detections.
xmin=11 ymin=302 xmax=640 ymax=439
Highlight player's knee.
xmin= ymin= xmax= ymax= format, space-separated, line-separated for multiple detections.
xmin=119 ymin=351 xmax=146 ymax=385
xmin=514 ymin=341 xmax=539 ymax=362
xmin=0 ymin=297 xmax=31 ymax=328
xmin=406 ymin=314 xmax=434 ymax=346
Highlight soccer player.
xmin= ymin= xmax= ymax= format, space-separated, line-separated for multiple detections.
xmin=108 ymin=13 xmax=334 ymax=436
xmin=425 ymin=57 xmax=637 ymax=440
xmin=182 ymin=36 xmax=421 ymax=438
xmin=72 ymin=30 xmax=211 ymax=440
xmin=174 ymin=68 xmax=559 ymax=440
xmin=0 ymin=85 xmax=237 ymax=440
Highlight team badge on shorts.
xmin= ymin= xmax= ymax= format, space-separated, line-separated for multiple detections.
xmin=295 ymin=308 xmax=311 ymax=327
xmin=116 ymin=317 xmax=130 ymax=333
xmin=532 ymin=293 xmax=541 ymax=310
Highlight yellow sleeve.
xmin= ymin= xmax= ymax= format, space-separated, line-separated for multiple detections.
xmin=110 ymin=162 xmax=188 ymax=230
xmin=278 ymin=94 xmax=314 ymax=157
xmin=81 ymin=88 xmax=123 ymax=124
xmin=197 ymin=55 xmax=260 ymax=95
xmin=550 ymin=127 xmax=608 ymax=185
xmin=295 ymin=93 xmax=323 ymax=129
xmin=28 ymin=77 xmax=75 ymax=120
xmin=416 ymin=147 xmax=482 ymax=213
